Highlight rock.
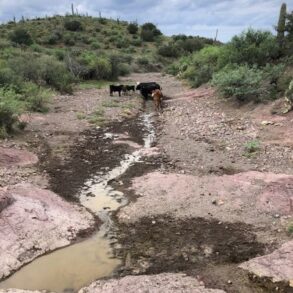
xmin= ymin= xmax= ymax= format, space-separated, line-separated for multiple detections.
xmin=104 ymin=133 xmax=114 ymax=139
xmin=239 ymin=241 xmax=293 ymax=285
xmin=118 ymin=171 xmax=293 ymax=225
xmin=78 ymin=273 xmax=226 ymax=293
xmin=261 ymin=120 xmax=275 ymax=126
xmin=0 ymin=183 xmax=94 ymax=279
xmin=0 ymin=147 xmax=38 ymax=167
xmin=218 ymin=200 xmax=224 ymax=206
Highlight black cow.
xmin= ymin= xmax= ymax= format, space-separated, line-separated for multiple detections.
xmin=110 ymin=85 xmax=123 ymax=96
xmin=126 ymin=85 xmax=135 ymax=92
xmin=136 ymin=82 xmax=161 ymax=99
xmin=122 ymin=85 xmax=136 ymax=95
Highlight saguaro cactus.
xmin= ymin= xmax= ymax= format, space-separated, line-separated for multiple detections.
xmin=277 ymin=3 xmax=287 ymax=48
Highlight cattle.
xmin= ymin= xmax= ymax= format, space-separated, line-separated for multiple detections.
xmin=109 ymin=85 xmax=123 ymax=96
xmin=136 ymin=82 xmax=161 ymax=100
xmin=152 ymin=89 xmax=163 ymax=112
xmin=122 ymin=85 xmax=135 ymax=95
xmin=126 ymin=85 xmax=135 ymax=92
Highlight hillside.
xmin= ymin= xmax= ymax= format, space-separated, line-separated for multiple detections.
xmin=0 ymin=14 xmax=216 ymax=137
xmin=0 ymin=15 xmax=166 ymax=75
xmin=0 ymin=15 xmax=216 ymax=76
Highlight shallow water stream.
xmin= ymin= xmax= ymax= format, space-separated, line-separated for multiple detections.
xmin=0 ymin=112 xmax=155 ymax=293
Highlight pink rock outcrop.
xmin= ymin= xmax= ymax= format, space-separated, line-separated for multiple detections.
xmin=78 ymin=273 xmax=226 ymax=293
xmin=118 ymin=171 xmax=293 ymax=225
xmin=0 ymin=183 xmax=94 ymax=279
xmin=0 ymin=147 xmax=38 ymax=167
xmin=239 ymin=241 xmax=293 ymax=285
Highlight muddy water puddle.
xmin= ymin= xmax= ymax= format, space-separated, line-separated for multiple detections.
xmin=0 ymin=233 xmax=120 ymax=293
xmin=0 ymin=112 xmax=156 ymax=293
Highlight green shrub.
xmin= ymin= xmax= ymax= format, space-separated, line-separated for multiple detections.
xmin=244 ymin=140 xmax=260 ymax=155
xmin=127 ymin=23 xmax=138 ymax=34
xmin=277 ymin=65 xmax=293 ymax=93
xmin=108 ymin=54 xmax=120 ymax=80
xmin=54 ymin=49 xmax=66 ymax=61
xmin=8 ymin=54 xmax=41 ymax=84
xmin=0 ymin=66 xmax=22 ymax=87
xmin=115 ymin=38 xmax=129 ymax=49
xmin=98 ymin=18 xmax=107 ymax=25
xmin=259 ymin=64 xmax=285 ymax=100
xmin=118 ymin=63 xmax=130 ymax=76
xmin=178 ymin=46 xmax=223 ymax=87
xmin=80 ymin=35 xmax=91 ymax=44
xmin=190 ymin=65 xmax=214 ymax=88
xmin=117 ymin=54 xmax=133 ymax=64
xmin=64 ymin=19 xmax=83 ymax=31
xmin=64 ymin=34 xmax=75 ymax=46
xmin=141 ymin=23 xmax=162 ymax=36
xmin=140 ymin=22 xmax=161 ymax=42
xmin=222 ymin=29 xmax=279 ymax=66
xmin=46 ymin=31 xmax=62 ymax=45
xmin=38 ymin=56 xmax=74 ymax=93
xmin=166 ymin=54 xmax=191 ymax=76
xmin=124 ymin=47 xmax=136 ymax=54
xmin=9 ymin=28 xmax=33 ymax=45
xmin=0 ymin=88 xmax=24 ymax=136
xmin=288 ymin=223 xmax=293 ymax=235
xmin=158 ymin=43 xmax=180 ymax=58
xmin=30 ymin=43 xmax=43 ymax=52
xmin=131 ymin=38 xmax=142 ymax=46
xmin=0 ymin=39 xmax=11 ymax=49
xmin=175 ymin=38 xmax=204 ymax=53
xmin=91 ymin=41 xmax=100 ymax=49
xmin=21 ymin=82 xmax=51 ymax=112
xmin=140 ymin=29 xmax=155 ymax=42
xmin=94 ymin=57 xmax=112 ymax=79
xmin=77 ymin=52 xmax=113 ymax=80
xmin=212 ymin=65 xmax=263 ymax=102
xmin=137 ymin=57 xmax=149 ymax=65
xmin=111 ymin=29 xmax=119 ymax=36
xmin=95 ymin=26 xmax=101 ymax=32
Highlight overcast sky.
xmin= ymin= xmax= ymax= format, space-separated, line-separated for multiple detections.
xmin=0 ymin=0 xmax=292 ymax=42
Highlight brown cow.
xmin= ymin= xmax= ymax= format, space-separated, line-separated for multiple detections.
xmin=151 ymin=89 xmax=163 ymax=112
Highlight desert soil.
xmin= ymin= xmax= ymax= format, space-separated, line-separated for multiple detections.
xmin=0 ymin=72 xmax=292 ymax=293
